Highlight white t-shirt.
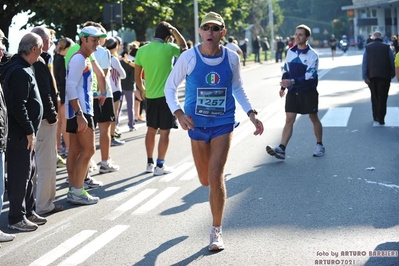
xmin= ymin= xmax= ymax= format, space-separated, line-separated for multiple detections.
xmin=94 ymin=46 xmax=113 ymax=97
xmin=225 ymin=42 xmax=242 ymax=54
xmin=109 ymin=55 xmax=126 ymax=93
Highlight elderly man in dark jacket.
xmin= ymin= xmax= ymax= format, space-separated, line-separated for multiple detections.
xmin=362 ymin=31 xmax=395 ymax=125
xmin=2 ymin=32 xmax=46 ymax=232
xmin=31 ymin=26 xmax=64 ymax=216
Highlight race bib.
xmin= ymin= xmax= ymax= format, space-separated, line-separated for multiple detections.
xmin=195 ymin=87 xmax=227 ymax=116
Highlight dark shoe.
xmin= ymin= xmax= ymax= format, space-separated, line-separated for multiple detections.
xmin=27 ymin=212 xmax=47 ymax=225
xmin=44 ymin=205 xmax=64 ymax=215
xmin=378 ymin=120 xmax=385 ymax=125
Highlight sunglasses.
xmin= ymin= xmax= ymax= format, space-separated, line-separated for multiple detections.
xmin=201 ymin=25 xmax=223 ymax=32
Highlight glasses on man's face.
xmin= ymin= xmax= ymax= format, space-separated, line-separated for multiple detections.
xmin=200 ymin=25 xmax=223 ymax=32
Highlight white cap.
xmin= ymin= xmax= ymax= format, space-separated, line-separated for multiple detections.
xmin=79 ymin=26 xmax=107 ymax=38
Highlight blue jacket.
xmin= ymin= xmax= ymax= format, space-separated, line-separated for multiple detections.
xmin=281 ymin=44 xmax=318 ymax=94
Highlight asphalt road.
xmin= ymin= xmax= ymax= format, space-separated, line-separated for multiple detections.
xmin=1 ymin=47 xmax=399 ymax=266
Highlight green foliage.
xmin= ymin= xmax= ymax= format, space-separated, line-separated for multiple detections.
xmin=0 ymin=0 xmax=353 ymax=47
xmin=0 ymin=0 xmax=36 ymax=48
xmin=277 ymin=0 xmax=352 ymax=40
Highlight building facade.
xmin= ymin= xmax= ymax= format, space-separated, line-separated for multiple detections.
xmin=342 ymin=0 xmax=399 ymax=40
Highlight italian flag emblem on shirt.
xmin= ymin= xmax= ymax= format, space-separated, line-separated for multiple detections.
xmin=206 ymin=72 xmax=220 ymax=85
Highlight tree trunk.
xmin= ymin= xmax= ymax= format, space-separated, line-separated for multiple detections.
xmin=133 ymin=27 xmax=147 ymax=42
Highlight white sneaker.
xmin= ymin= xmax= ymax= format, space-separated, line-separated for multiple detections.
xmin=153 ymin=165 xmax=173 ymax=176
xmin=146 ymin=163 xmax=154 ymax=173
xmin=99 ymin=162 xmax=120 ymax=173
xmin=0 ymin=230 xmax=15 ymax=242
xmin=89 ymin=159 xmax=98 ymax=173
xmin=209 ymin=227 xmax=225 ymax=251
xmin=67 ymin=189 xmax=99 ymax=205
xmin=83 ymin=176 xmax=103 ymax=189
xmin=313 ymin=144 xmax=325 ymax=157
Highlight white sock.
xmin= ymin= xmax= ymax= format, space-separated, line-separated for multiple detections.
xmin=72 ymin=187 xmax=83 ymax=194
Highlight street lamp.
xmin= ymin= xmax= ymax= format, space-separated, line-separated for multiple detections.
xmin=268 ymin=0 xmax=274 ymax=56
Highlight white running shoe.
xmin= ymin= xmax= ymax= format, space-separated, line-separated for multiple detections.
xmin=208 ymin=227 xmax=225 ymax=251
xmin=153 ymin=165 xmax=173 ymax=176
xmin=146 ymin=163 xmax=154 ymax=173
xmin=67 ymin=189 xmax=99 ymax=205
xmin=83 ymin=176 xmax=103 ymax=189
xmin=99 ymin=162 xmax=120 ymax=173
xmin=313 ymin=144 xmax=325 ymax=157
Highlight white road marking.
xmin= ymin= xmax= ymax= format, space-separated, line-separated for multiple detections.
xmin=320 ymin=107 xmax=352 ymax=127
xmin=107 ymin=178 xmax=155 ymax=202
xmin=29 ymin=230 xmax=96 ymax=266
xmin=57 ymin=225 xmax=129 ymax=266
xmin=102 ymin=189 xmax=157 ymax=220
xmin=132 ymin=187 xmax=180 ymax=214
xmin=159 ymin=161 xmax=194 ymax=182
xmin=373 ymin=107 xmax=399 ymax=127
xmin=179 ymin=167 xmax=198 ymax=181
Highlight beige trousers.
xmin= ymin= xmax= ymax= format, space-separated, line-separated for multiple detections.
xmin=34 ymin=120 xmax=58 ymax=215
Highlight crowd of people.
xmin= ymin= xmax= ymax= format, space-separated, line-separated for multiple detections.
xmin=0 ymin=13 xmax=346 ymax=252
xmin=0 ymin=12 xmax=265 ymax=251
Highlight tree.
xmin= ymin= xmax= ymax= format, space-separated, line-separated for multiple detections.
xmin=277 ymin=0 xmax=352 ymax=39
xmin=0 ymin=0 xmax=36 ymax=49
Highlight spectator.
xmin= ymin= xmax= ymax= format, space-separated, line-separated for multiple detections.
xmin=252 ymin=35 xmax=261 ymax=63
xmin=224 ymin=36 xmax=242 ymax=55
xmin=65 ymin=26 xmax=107 ymax=205
xmin=0 ymin=37 xmax=15 ymax=244
xmin=105 ymin=37 xmax=126 ymax=144
xmin=362 ymin=31 xmax=395 ymax=125
xmin=54 ymin=37 xmax=74 ymax=158
xmin=120 ymin=42 xmax=138 ymax=131
xmin=3 ymin=32 xmax=46 ymax=231
xmin=276 ymin=37 xmax=285 ymax=63
xmin=239 ymin=38 xmax=248 ymax=66
xmin=261 ymin=37 xmax=270 ymax=61
xmin=31 ymin=26 xmax=64 ymax=216
xmin=135 ymin=21 xmax=187 ymax=175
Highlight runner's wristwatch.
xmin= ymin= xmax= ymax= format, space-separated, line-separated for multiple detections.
xmin=247 ymin=109 xmax=258 ymax=117
xmin=75 ymin=110 xmax=83 ymax=116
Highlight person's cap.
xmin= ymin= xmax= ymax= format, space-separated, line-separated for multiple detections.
xmin=0 ymin=29 xmax=7 ymax=40
xmin=372 ymin=31 xmax=382 ymax=40
xmin=200 ymin=12 xmax=225 ymax=28
xmin=79 ymin=26 xmax=107 ymax=38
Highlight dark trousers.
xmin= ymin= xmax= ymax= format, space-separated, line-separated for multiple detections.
xmin=254 ymin=51 xmax=260 ymax=62
xmin=7 ymin=132 xmax=36 ymax=225
xmin=276 ymin=51 xmax=283 ymax=62
xmin=368 ymin=77 xmax=391 ymax=123
xmin=264 ymin=51 xmax=268 ymax=61
xmin=242 ymin=53 xmax=247 ymax=66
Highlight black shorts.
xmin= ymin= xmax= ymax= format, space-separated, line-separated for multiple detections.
xmin=113 ymin=91 xmax=122 ymax=102
xmin=93 ymin=98 xmax=115 ymax=126
xmin=285 ymin=90 xmax=319 ymax=114
xmin=146 ymin=97 xmax=178 ymax=130
xmin=331 ymin=46 xmax=336 ymax=51
xmin=66 ymin=113 xmax=96 ymax=133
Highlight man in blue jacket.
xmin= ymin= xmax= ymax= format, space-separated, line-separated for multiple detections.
xmin=266 ymin=24 xmax=324 ymax=160
xmin=2 ymin=32 xmax=46 ymax=231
